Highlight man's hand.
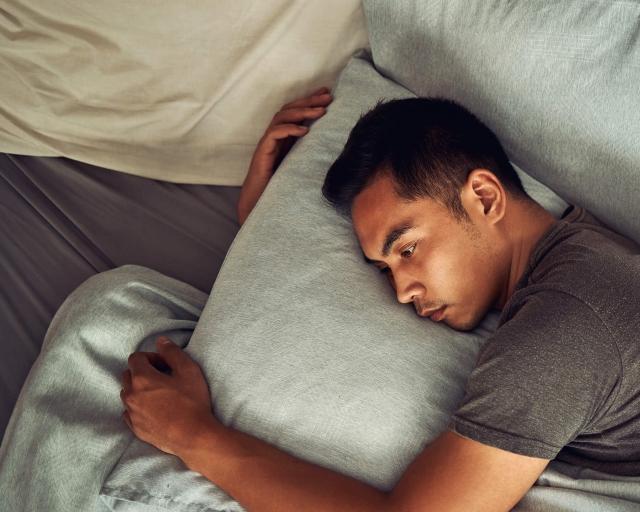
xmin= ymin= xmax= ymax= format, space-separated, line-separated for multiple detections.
xmin=120 ymin=336 xmax=221 ymax=457
xmin=237 ymin=86 xmax=333 ymax=225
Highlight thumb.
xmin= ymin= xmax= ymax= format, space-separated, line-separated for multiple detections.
xmin=155 ymin=336 xmax=190 ymax=372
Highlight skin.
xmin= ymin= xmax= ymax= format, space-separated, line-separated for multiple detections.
xmin=121 ymin=94 xmax=561 ymax=511
xmin=353 ymin=168 xmax=558 ymax=332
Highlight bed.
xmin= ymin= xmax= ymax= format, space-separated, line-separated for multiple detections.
xmin=1 ymin=1 xmax=639 ymax=511
xmin=0 ymin=153 xmax=241 ymax=438
xmin=0 ymin=0 xmax=368 ymax=439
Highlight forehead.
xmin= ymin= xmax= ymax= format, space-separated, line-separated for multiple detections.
xmin=351 ymin=174 xmax=446 ymax=256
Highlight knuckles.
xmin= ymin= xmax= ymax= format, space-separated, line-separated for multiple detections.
xmin=127 ymin=352 xmax=142 ymax=366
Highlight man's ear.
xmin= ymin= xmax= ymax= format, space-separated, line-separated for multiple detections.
xmin=462 ymin=169 xmax=506 ymax=224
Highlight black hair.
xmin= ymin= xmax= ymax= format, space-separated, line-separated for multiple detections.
xmin=321 ymin=97 xmax=532 ymax=222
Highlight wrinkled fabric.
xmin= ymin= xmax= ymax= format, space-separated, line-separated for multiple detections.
xmin=0 ymin=1 xmax=369 ymax=185
xmin=0 ymin=152 xmax=241 ymax=440
xmin=0 ymin=264 xmax=229 ymax=512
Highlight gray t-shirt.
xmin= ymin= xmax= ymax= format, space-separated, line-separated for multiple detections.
xmin=449 ymin=205 xmax=640 ymax=476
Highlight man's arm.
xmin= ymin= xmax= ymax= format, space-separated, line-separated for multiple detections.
xmin=122 ymin=338 xmax=549 ymax=512
xmin=179 ymin=418 xmax=549 ymax=512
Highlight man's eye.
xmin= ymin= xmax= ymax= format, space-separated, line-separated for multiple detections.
xmin=401 ymin=243 xmax=417 ymax=258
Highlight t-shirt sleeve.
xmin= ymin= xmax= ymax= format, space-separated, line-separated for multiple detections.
xmin=448 ymin=291 xmax=622 ymax=459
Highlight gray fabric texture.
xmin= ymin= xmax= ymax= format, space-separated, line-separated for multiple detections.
xmin=98 ymin=54 xmax=640 ymax=511
xmin=0 ymin=153 xmax=241 ymax=441
xmin=0 ymin=265 xmax=224 ymax=512
xmin=363 ymin=0 xmax=640 ymax=247
xmin=450 ymin=205 xmax=640 ymax=475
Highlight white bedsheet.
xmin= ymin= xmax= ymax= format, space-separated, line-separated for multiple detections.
xmin=0 ymin=1 xmax=369 ymax=185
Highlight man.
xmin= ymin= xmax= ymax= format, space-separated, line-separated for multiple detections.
xmin=121 ymin=90 xmax=640 ymax=511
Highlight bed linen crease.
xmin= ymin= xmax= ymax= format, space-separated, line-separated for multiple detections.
xmin=0 ymin=265 xmax=219 ymax=512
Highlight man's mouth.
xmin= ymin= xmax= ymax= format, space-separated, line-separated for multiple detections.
xmin=419 ymin=305 xmax=446 ymax=321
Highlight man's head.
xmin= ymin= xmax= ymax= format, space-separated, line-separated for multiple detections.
xmin=322 ymin=98 xmax=541 ymax=331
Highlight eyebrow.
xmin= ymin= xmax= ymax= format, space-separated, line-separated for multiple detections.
xmin=362 ymin=223 xmax=414 ymax=264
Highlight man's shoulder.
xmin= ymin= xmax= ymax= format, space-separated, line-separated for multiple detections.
xmin=452 ymin=293 xmax=622 ymax=464
xmin=532 ymin=223 xmax=639 ymax=285
xmin=509 ymin=218 xmax=640 ymax=335
xmin=488 ymin=289 xmax=613 ymax=363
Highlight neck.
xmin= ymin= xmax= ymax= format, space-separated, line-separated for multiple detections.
xmin=494 ymin=201 xmax=558 ymax=310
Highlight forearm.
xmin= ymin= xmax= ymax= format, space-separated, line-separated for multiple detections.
xmin=237 ymin=172 xmax=270 ymax=226
xmin=178 ymin=418 xmax=389 ymax=512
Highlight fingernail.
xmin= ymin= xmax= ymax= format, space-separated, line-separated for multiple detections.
xmin=159 ymin=337 xmax=170 ymax=345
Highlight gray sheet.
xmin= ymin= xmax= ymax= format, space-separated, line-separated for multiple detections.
xmin=0 ymin=153 xmax=241 ymax=441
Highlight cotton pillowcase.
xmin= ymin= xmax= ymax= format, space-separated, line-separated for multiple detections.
xmin=100 ymin=52 xmax=569 ymax=511
xmin=363 ymin=0 xmax=640 ymax=245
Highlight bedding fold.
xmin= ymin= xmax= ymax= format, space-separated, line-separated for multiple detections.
xmin=0 ymin=265 xmax=217 ymax=512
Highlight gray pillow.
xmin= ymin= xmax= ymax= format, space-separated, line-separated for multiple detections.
xmin=363 ymin=0 xmax=640 ymax=246
xmin=100 ymin=52 xmax=569 ymax=510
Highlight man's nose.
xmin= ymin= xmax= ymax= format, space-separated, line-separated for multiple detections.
xmin=393 ymin=273 xmax=424 ymax=304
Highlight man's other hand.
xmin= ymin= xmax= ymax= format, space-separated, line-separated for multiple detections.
xmin=120 ymin=336 xmax=221 ymax=457
xmin=237 ymin=87 xmax=333 ymax=225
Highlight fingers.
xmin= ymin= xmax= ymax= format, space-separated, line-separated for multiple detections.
xmin=247 ymin=87 xmax=332 ymax=180
xmin=122 ymin=368 xmax=132 ymax=393
xmin=122 ymin=410 xmax=133 ymax=430
xmin=280 ymin=88 xmax=333 ymax=111
xmin=267 ymin=123 xmax=309 ymax=141
xmin=258 ymin=123 xmax=308 ymax=156
xmin=155 ymin=336 xmax=193 ymax=373
xmin=265 ymin=87 xmax=333 ymax=144
xmin=126 ymin=351 xmax=172 ymax=391
xmin=271 ymin=106 xmax=326 ymax=126
xmin=143 ymin=352 xmax=172 ymax=374
xmin=120 ymin=368 xmax=132 ymax=407
xmin=127 ymin=351 xmax=159 ymax=378
xmin=122 ymin=345 xmax=173 ymax=405
xmin=281 ymin=93 xmax=332 ymax=111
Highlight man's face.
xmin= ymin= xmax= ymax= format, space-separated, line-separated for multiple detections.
xmin=351 ymin=172 xmax=507 ymax=331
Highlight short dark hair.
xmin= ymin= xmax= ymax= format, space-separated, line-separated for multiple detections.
xmin=321 ymin=98 xmax=532 ymax=222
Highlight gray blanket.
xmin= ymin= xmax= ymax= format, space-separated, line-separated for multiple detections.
xmin=0 ymin=266 xmax=214 ymax=511
xmin=1 ymin=265 xmax=639 ymax=511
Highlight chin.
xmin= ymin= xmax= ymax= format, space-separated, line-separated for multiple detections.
xmin=447 ymin=307 xmax=482 ymax=332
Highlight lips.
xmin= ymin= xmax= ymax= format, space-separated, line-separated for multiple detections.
xmin=429 ymin=306 xmax=446 ymax=321
xmin=421 ymin=305 xmax=446 ymax=321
